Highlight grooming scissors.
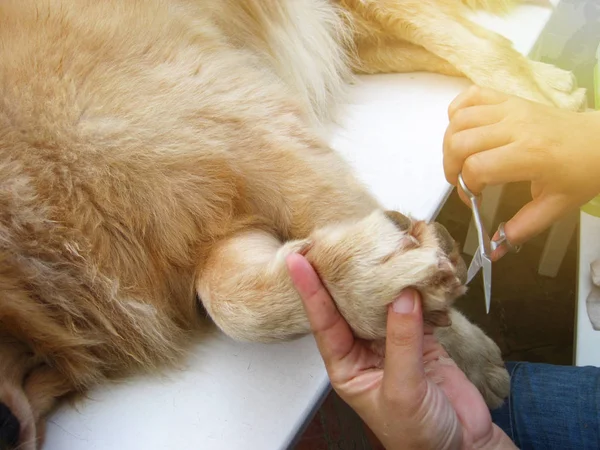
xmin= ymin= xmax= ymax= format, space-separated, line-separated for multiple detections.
xmin=458 ymin=174 xmax=493 ymax=314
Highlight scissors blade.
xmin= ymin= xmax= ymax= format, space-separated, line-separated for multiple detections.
xmin=482 ymin=255 xmax=492 ymax=314
xmin=466 ymin=249 xmax=482 ymax=284
xmin=465 ymin=249 xmax=493 ymax=314
xmin=457 ymin=174 xmax=493 ymax=314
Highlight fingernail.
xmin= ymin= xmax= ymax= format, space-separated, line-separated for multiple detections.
xmin=491 ymin=245 xmax=508 ymax=261
xmin=392 ymin=290 xmax=416 ymax=314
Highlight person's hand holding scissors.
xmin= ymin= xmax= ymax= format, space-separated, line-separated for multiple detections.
xmin=443 ymin=86 xmax=600 ymax=260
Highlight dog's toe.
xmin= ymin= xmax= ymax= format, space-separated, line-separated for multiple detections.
xmin=479 ymin=363 xmax=511 ymax=410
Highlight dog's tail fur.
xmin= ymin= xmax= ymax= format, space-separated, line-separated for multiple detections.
xmin=462 ymin=0 xmax=552 ymax=14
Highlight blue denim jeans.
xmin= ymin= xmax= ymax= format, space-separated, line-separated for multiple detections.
xmin=491 ymin=361 xmax=600 ymax=449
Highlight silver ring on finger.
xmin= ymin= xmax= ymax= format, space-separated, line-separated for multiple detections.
xmin=492 ymin=222 xmax=522 ymax=253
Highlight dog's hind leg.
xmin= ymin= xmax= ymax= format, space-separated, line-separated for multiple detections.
xmin=353 ymin=39 xmax=462 ymax=77
xmin=352 ymin=36 xmax=583 ymax=110
xmin=342 ymin=0 xmax=586 ymax=110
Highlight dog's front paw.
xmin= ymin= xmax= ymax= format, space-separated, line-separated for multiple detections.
xmin=478 ymin=360 xmax=511 ymax=409
xmin=302 ymin=210 xmax=510 ymax=407
xmin=303 ymin=210 xmax=467 ymax=339
xmin=436 ymin=310 xmax=510 ymax=409
xmin=462 ymin=339 xmax=510 ymax=410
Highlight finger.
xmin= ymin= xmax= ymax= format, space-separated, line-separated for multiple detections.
xmin=443 ymin=124 xmax=513 ymax=187
xmin=446 ymin=104 xmax=506 ymax=135
xmin=443 ymin=104 xmax=507 ymax=185
xmin=382 ymin=289 xmax=426 ymax=397
xmin=286 ymin=253 xmax=355 ymax=366
xmin=459 ymin=143 xmax=540 ymax=195
xmin=531 ymin=182 xmax=543 ymax=200
xmin=443 ymin=106 xmax=506 ymax=185
xmin=448 ymin=86 xmax=509 ymax=121
xmin=490 ymin=194 xmax=572 ymax=260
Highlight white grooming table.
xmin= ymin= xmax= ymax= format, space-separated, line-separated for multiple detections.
xmin=44 ymin=5 xmax=556 ymax=450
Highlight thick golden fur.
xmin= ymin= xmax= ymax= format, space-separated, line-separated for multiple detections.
xmin=0 ymin=0 xmax=585 ymax=448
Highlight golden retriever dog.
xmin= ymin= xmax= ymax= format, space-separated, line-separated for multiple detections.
xmin=0 ymin=0 xmax=585 ymax=448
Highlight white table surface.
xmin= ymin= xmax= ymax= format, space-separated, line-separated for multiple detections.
xmin=575 ymin=211 xmax=600 ymax=367
xmin=44 ymin=4 xmax=557 ymax=449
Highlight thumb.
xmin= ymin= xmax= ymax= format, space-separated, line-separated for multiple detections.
xmin=382 ymin=289 xmax=425 ymax=396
